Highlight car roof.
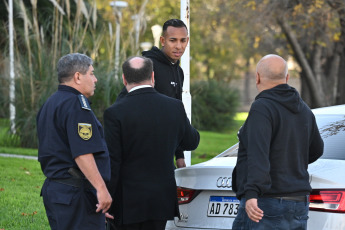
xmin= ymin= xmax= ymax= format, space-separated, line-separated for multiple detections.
xmin=312 ymin=104 xmax=345 ymax=115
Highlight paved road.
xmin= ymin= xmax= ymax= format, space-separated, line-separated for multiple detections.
xmin=0 ymin=153 xmax=37 ymax=160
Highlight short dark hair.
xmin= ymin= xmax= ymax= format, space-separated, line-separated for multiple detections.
xmin=162 ymin=19 xmax=188 ymax=36
xmin=122 ymin=56 xmax=153 ymax=84
xmin=57 ymin=53 xmax=93 ymax=83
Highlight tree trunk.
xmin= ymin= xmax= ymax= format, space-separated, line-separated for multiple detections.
xmin=328 ymin=0 xmax=345 ymax=105
xmin=328 ymin=42 xmax=342 ymax=104
xmin=243 ymin=59 xmax=251 ymax=105
xmin=337 ymin=54 xmax=345 ymax=104
xmin=300 ymin=71 xmax=312 ymax=107
xmin=277 ymin=17 xmax=327 ymax=108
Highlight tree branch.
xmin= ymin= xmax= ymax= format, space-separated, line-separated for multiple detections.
xmin=276 ymin=16 xmax=326 ymax=107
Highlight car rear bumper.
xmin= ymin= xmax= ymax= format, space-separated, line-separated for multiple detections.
xmin=166 ymin=220 xmax=227 ymax=230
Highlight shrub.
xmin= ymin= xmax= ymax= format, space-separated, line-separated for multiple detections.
xmin=191 ymin=79 xmax=239 ymax=132
xmin=0 ymin=55 xmax=123 ymax=148
xmin=0 ymin=1 xmax=123 ymax=148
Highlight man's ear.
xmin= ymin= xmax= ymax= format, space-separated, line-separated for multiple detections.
xmin=256 ymin=72 xmax=260 ymax=85
xmin=74 ymin=72 xmax=81 ymax=85
xmin=286 ymin=73 xmax=290 ymax=83
xmin=151 ymin=71 xmax=155 ymax=87
xmin=160 ymin=36 xmax=165 ymax=47
xmin=122 ymin=74 xmax=127 ymax=86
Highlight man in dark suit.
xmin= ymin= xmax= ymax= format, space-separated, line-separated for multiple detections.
xmin=104 ymin=56 xmax=200 ymax=230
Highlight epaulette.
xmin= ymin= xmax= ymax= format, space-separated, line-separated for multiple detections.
xmin=78 ymin=94 xmax=91 ymax=110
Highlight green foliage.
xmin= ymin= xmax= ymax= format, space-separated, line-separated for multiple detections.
xmin=0 ymin=119 xmax=20 ymax=147
xmin=190 ymin=0 xmax=253 ymax=82
xmin=191 ymin=79 xmax=239 ymax=132
xmin=1 ymin=0 xmax=248 ymax=148
xmin=0 ymin=1 xmax=124 ymax=148
xmin=85 ymin=64 xmax=124 ymax=123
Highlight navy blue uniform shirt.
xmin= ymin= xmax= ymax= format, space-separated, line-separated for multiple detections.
xmin=37 ymin=85 xmax=110 ymax=182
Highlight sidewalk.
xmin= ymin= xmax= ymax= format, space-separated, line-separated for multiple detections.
xmin=0 ymin=153 xmax=37 ymax=160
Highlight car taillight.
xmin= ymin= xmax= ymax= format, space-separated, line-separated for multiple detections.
xmin=177 ymin=187 xmax=197 ymax=204
xmin=309 ymin=189 xmax=345 ymax=213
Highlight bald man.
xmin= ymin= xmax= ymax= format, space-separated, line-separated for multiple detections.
xmin=231 ymin=54 xmax=324 ymax=230
xmin=103 ymin=56 xmax=199 ymax=230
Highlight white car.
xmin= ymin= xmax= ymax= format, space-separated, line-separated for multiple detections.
xmin=166 ymin=104 xmax=345 ymax=230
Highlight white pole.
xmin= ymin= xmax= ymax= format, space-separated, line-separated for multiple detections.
xmin=110 ymin=1 xmax=128 ymax=80
xmin=114 ymin=17 xmax=121 ymax=80
xmin=9 ymin=0 xmax=16 ymax=134
xmin=181 ymin=0 xmax=191 ymax=166
xmin=132 ymin=14 xmax=140 ymax=54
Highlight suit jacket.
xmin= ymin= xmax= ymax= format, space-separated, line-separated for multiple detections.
xmin=103 ymin=87 xmax=200 ymax=225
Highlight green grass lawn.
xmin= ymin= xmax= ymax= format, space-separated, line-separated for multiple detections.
xmin=0 ymin=157 xmax=49 ymax=230
xmin=0 ymin=147 xmax=38 ymax=156
xmin=191 ymin=112 xmax=246 ymax=164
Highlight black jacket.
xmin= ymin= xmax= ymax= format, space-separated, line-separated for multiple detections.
xmin=232 ymin=84 xmax=324 ymax=200
xmin=142 ymin=46 xmax=184 ymax=100
xmin=104 ymin=87 xmax=200 ymax=225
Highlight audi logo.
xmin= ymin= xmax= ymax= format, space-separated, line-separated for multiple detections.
xmin=216 ymin=177 xmax=232 ymax=188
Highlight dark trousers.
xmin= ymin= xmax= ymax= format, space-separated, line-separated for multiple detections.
xmin=117 ymin=220 xmax=167 ymax=230
xmin=42 ymin=179 xmax=105 ymax=230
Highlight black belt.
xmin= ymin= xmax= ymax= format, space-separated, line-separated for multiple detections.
xmin=50 ymin=168 xmax=94 ymax=189
xmin=50 ymin=177 xmax=94 ymax=189
xmin=274 ymin=195 xmax=309 ymax=202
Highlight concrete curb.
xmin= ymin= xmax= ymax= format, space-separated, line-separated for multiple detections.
xmin=0 ymin=153 xmax=38 ymax=160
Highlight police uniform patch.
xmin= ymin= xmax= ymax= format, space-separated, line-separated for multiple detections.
xmin=78 ymin=123 xmax=92 ymax=140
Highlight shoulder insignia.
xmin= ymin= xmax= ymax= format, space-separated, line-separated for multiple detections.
xmin=78 ymin=94 xmax=91 ymax=110
xmin=78 ymin=123 xmax=92 ymax=140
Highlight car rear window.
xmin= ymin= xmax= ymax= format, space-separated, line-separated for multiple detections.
xmin=216 ymin=143 xmax=238 ymax=157
xmin=316 ymin=115 xmax=345 ymax=160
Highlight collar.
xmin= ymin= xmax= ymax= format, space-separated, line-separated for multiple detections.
xmin=58 ymin=85 xmax=82 ymax=95
xmin=58 ymin=85 xmax=92 ymax=104
xmin=128 ymin=85 xmax=152 ymax=93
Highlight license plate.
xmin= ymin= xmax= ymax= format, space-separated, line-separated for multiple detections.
xmin=207 ymin=196 xmax=240 ymax=217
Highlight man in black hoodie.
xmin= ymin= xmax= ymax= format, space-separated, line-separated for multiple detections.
xmin=232 ymin=54 xmax=324 ymax=230
xmin=116 ymin=19 xmax=189 ymax=168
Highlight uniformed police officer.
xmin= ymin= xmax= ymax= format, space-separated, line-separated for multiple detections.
xmin=37 ymin=53 xmax=113 ymax=229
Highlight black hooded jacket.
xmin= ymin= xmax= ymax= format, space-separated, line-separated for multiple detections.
xmin=232 ymin=84 xmax=324 ymax=200
xmin=142 ymin=46 xmax=184 ymax=100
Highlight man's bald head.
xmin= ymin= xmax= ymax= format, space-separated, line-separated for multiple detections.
xmin=128 ymin=57 xmax=145 ymax=69
xmin=122 ymin=56 xmax=153 ymax=84
xmin=255 ymin=54 xmax=289 ymax=92
xmin=256 ymin=54 xmax=288 ymax=81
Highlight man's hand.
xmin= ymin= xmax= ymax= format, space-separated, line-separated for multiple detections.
xmin=105 ymin=212 xmax=114 ymax=219
xmin=176 ymin=158 xmax=186 ymax=168
xmin=75 ymin=154 xmax=113 ymax=213
xmin=245 ymin=198 xmax=264 ymax=222
xmin=96 ymin=186 xmax=112 ymax=213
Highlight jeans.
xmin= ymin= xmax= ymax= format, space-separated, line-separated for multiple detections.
xmin=232 ymin=197 xmax=309 ymax=230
